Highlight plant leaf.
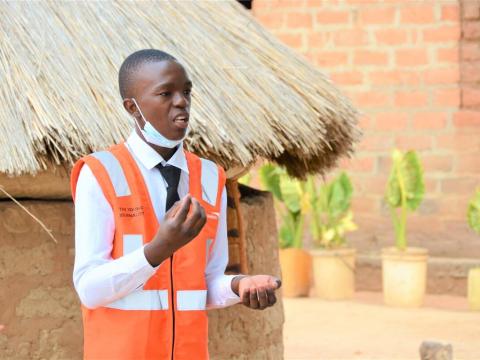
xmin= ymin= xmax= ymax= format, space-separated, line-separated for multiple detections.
xmin=385 ymin=150 xmax=424 ymax=211
xmin=279 ymin=176 xmax=302 ymax=213
xmin=259 ymin=163 xmax=283 ymax=201
xmin=468 ymin=188 xmax=480 ymax=234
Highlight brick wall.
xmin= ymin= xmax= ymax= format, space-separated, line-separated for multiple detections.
xmin=253 ymin=0 xmax=480 ymax=257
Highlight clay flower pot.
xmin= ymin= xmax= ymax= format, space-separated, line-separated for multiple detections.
xmin=381 ymin=247 xmax=428 ymax=307
xmin=468 ymin=267 xmax=480 ymax=311
xmin=310 ymin=247 xmax=356 ymax=300
xmin=279 ymin=248 xmax=312 ymax=297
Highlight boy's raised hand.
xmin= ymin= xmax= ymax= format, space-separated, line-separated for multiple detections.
xmin=145 ymin=195 xmax=207 ymax=266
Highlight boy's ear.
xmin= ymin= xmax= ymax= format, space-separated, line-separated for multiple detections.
xmin=123 ymin=98 xmax=137 ymax=116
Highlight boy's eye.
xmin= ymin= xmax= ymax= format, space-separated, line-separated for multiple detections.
xmin=184 ymin=89 xmax=192 ymax=96
xmin=159 ymin=92 xmax=171 ymax=97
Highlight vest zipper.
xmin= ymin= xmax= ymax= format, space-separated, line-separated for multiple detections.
xmin=170 ymin=254 xmax=175 ymax=360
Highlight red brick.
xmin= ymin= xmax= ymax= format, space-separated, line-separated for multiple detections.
xmin=423 ymin=25 xmax=460 ymax=42
xmin=461 ymin=42 xmax=480 ymax=60
xmin=330 ymin=71 xmax=364 ymax=85
xmin=462 ymin=2 xmax=480 ymax=20
xmin=315 ymin=10 xmax=350 ymax=25
xmin=441 ymin=177 xmax=479 ymax=195
xmin=255 ymin=12 xmax=285 ymax=28
xmin=456 ymin=154 xmax=480 ymax=173
xmin=395 ymin=91 xmax=428 ymax=107
xmin=436 ymin=198 xmax=467 ymax=218
xmin=375 ymin=28 xmax=408 ymax=45
xmin=252 ymin=0 xmax=271 ymax=11
xmin=358 ymin=115 xmax=374 ymax=130
xmin=436 ymin=47 xmax=459 ymax=63
xmin=395 ymin=135 xmax=433 ymax=151
xmin=271 ymin=0 xmax=306 ymax=9
xmin=358 ymin=135 xmax=394 ymax=151
xmin=462 ymin=86 xmax=480 ymax=107
xmin=400 ymin=5 xmax=435 ymax=24
xmin=354 ymin=50 xmax=389 ymax=66
xmin=463 ymin=21 xmax=480 ymax=39
xmin=351 ymin=196 xmax=380 ymax=213
xmin=423 ymin=155 xmax=454 ymax=173
xmin=345 ymin=0 xmax=380 ymax=4
xmin=333 ymin=29 xmax=369 ymax=46
xmin=461 ymin=62 xmax=480 ymax=82
xmin=424 ymin=68 xmax=459 ymax=84
xmin=306 ymin=0 xmax=323 ymax=7
xmin=375 ymin=113 xmax=409 ymax=131
xmin=453 ymin=110 xmax=480 ymax=127
xmin=377 ymin=155 xmax=392 ymax=172
xmin=424 ymin=177 xmax=440 ymax=195
xmin=356 ymin=175 xmax=389 ymax=194
xmin=358 ymin=7 xmax=396 ymax=24
xmin=370 ymin=70 xmax=420 ymax=86
xmin=395 ymin=48 xmax=429 ymax=66
xmin=434 ymin=88 xmax=460 ymax=107
xmin=304 ymin=51 xmax=316 ymax=63
xmin=441 ymin=4 xmax=459 ymax=21
xmin=339 ymin=156 xmax=376 ymax=173
xmin=276 ymin=33 xmax=304 ymax=49
xmin=286 ymin=12 xmax=313 ymax=29
xmin=315 ymin=51 xmax=349 ymax=67
xmin=307 ymin=32 xmax=329 ymax=48
xmin=413 ymin=113 xmax=448 ymax=130
xmin=351 ymin=90 xmax=391 ymax=108
xmin=436 ymin=133 xmax=480 ymax=151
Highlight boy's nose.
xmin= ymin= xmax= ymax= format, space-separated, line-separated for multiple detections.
xmin=173 ymin=92 xmax=188 ymax=108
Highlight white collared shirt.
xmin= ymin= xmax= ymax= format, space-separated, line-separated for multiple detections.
xmin=73 ymin=131 xmax=240 ymax=309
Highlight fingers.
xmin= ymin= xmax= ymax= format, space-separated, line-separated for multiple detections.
xmin=269 ymin=277 xmax=282 ymax=290
xmin=171 ymin=195 xmax=191 ymax=223
xmin=184 ymin=198 xmax=206 ymax=232
xmin=257 ymin=287 xmax=269 ymax=310
xmin=266 ymin=287 xmax=277 ymax=306
xmin=242 ymin=288 xmax=250 ymax=307
xmin=249 ymin=288 xmax=259 ymax=310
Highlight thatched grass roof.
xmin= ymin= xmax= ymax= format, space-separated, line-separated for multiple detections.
xmin=0 ymin=0 xmax=360 ymax=179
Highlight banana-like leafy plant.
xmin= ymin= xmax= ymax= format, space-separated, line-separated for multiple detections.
xmin=259 ymin=164 xmax=308 ymax=249
xmin=307 ymin=172 xmax=357 ymax=249
xmin=385 ymin=149 xmax=425 ymax=250
xmin=468 ymin=188 xmax=480 ymax=234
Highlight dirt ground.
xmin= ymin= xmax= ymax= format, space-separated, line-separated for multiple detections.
xmin=283 ymin=292 xmax=480 ymax=360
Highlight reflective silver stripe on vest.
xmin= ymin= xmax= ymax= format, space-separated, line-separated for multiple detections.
xmin=105 ymin=289 xmax=169 ymax=311
xmin=123 ymin=234 xmax=143 ymax=255
xmin=176 ymin=290 xmax=207 ymax=311
xmin=91 ymin=151 xmax=131 ymax=197
xmin=103 ymin=234 xmax=163 ymax=310
xmin=200 ymin=158 xmax=219 ymax=206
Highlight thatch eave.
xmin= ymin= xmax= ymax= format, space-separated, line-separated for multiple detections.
xmin=0 ymin=0 xmax=360 ymax=180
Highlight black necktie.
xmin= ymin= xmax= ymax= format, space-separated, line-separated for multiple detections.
xmin=157 ymin=164 xmax=181 ymax=211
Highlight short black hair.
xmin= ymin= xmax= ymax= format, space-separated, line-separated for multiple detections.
xmin=118 ymin=49 xmax=177 ymax=99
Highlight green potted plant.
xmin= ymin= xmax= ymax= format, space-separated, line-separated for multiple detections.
xmin=382 ymin=149 xmax=427 ymax=307
xmin=467 ymin=188 xmax=480 ymax=311
xmin=260 ymin=164 xmax=312 ymax=297
xmin=308 ymin=172 xmax=358 ymax=300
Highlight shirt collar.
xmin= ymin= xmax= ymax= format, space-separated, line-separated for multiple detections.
xmin=126 ymin=131 xmax=189 ymax=174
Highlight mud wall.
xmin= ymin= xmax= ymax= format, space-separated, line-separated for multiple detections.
xmin=0 ymin=188 xmax=284 ymax=359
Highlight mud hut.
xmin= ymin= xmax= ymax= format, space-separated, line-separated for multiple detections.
xmin=0 ymin=1 xmax=359 ymax=358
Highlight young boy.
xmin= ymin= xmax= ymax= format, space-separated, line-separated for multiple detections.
xmin=71 ymin=49 xmax=280 ymax=360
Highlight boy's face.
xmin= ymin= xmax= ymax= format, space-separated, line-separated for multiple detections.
xmin=126 ymin=60 xmax=192 ymax=141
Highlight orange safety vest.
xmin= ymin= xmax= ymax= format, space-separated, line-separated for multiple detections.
xmin=71 ymin=142 xmax=225 ymax=360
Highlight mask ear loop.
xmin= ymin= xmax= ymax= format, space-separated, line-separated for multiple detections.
xmin=130 ymin=98 xmax=146 ymax=131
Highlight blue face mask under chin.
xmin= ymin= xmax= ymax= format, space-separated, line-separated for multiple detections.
xmin=131 ymin=98 xmax=188 ymax=149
